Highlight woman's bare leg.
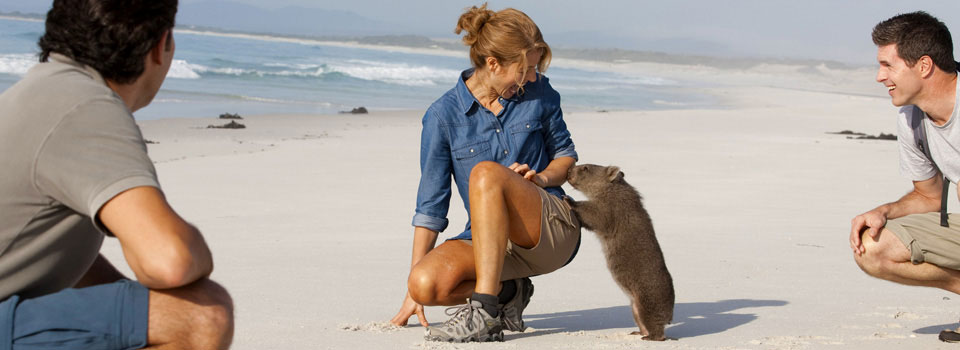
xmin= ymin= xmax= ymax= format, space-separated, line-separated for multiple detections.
xmin=468 ymin=161 xmax=543 ymax=296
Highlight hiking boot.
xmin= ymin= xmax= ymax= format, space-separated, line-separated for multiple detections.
xmin=500 ymin=277 xmax=534 ymax=332
xmin=424 ymin=299 xmax=504 ymax=342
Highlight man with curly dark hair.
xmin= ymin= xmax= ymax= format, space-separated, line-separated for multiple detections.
xmin=0 ymin=0 xmax=234 ymax=348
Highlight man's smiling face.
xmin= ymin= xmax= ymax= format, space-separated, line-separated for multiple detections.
xmin=876 ymin=44 xmax=924 ymax=107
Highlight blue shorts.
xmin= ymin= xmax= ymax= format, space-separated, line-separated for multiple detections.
xmin=0 ymin=279 xmax=149 ymax=350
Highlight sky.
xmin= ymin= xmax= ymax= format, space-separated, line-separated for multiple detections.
xmin=3 ymin=0 xmax=960 ymax=65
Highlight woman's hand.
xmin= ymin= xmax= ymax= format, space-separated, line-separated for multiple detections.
xmin=390 ymin=292 xmax=428 ymax=327
xmin=509 ymin=163 xmax=548 ymax=187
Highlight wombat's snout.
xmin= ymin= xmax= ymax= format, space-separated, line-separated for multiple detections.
xmin=567 ymin=165 xmax=579 ymax=185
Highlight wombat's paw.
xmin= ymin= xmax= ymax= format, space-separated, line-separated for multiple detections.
xmin=562 ymin=195 xmax=575 ymax=206
xmin=630 ymin=331 xmax=666 ymax=341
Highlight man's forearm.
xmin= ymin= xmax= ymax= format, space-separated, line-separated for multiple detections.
xmin=879 ymin=189 xmax=942 ymax=220
xmin=128 ymin=222 xmax=214 ymax=289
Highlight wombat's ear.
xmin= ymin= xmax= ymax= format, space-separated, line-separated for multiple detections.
xmin=606 ymin=166 xmax=623 ymax=182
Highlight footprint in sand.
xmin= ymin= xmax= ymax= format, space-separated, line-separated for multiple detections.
xmin=871 ymin=331 xmax=908 ymax=339
xmin=892 ymin=311 xmax=926 ymax=320
xmin=337 ymin=321 xmax=402 ymax=333
xmin=748 ymin=335 xmax=843 ymax=347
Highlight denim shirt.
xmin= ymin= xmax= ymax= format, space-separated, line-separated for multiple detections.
xmin=412 ymin=68 xmax=578 ymax=240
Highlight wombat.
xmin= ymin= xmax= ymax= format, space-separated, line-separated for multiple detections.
xmin=564 ymin=164 xmax=675 ymax=341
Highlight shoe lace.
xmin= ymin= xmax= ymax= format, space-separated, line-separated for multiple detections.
xmin=441 ymin=300 xmax=479 ymax=330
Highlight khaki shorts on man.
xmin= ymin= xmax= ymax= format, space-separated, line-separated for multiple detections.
xmin=887 ymin=212 xmax=960 ymax=270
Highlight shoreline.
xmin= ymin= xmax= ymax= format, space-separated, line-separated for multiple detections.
xmin=174 ymin=28 xmax=469 ymax=60
xmin=0 ymin=15 xmax=41 ymax=22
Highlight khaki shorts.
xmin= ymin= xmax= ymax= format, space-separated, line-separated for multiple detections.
xmin=463 ymin=186 xmax=582 ymax=280
xmin=886 ymin=212 xmax=960 ymax=270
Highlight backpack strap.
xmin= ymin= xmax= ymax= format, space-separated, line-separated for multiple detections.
xmin=910 ymin=106 xmax=950 ymax=227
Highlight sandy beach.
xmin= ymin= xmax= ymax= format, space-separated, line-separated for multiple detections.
xmin=93 ymin=61 xmax=960 ymax=350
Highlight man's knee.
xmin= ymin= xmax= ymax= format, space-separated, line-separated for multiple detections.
xmin=191 ymin=279 xmax=234 ymax=340
xmin=150 ymin=278 xmax=234 ymax=348
xmin=853 ymin=246 xmax=885 ymax=277
xmin=853 ymin=230 xmax=904 ymax=278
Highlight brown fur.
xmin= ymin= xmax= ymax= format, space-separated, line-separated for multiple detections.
xmin=565 ymin=164 xmax=675 ymax=341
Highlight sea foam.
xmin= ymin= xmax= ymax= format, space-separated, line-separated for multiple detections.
xmin=0 ymin=54 xmax=37 ymax=76
xmin=166 ymin=57 xmax=459 ymax=87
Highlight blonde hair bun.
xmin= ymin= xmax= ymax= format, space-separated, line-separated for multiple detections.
xmin=453 ymin=3 xmax=552 ymax=75
xmin=455 ymin=4 xmax=494 ymax=46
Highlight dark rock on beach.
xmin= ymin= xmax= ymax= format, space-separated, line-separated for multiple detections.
xmin=219 ymin=112 xmax=243 ymax=119
xmin=208 ymin=121 xmax=246 ymax=129
xmin=827 ymin=130 xmax=865 ymax=136
xmin=852 ymin=133 xmax=897 ymax=141
xmin=340 ymin=107 xmax=368 ymax=114
xmin=827 ymin=130 xmax=896 ymax=141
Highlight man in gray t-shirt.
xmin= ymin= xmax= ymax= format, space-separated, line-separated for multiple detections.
xmin=850 ymin=11 xmax=960 ymax=342
xmin=0 ymin=1 xmax=232 ymax=348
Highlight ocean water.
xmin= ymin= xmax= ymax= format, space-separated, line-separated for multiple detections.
xmin=0 ymin=17 xmax=713 ymax=119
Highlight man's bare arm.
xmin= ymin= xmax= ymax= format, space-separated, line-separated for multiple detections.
xmin=850 ymin=175 xmax=943 ymax=255
xmin=98 ymin=186 xmax=213 ymax=289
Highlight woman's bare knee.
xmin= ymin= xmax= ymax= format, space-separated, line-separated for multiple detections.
xmin=469 ymin=161 xmax=507 ymax=192
xmin=408 ymin=266 xmax=439 ymax=305
xmin=148 ymin=278 xmax=234 ymax=349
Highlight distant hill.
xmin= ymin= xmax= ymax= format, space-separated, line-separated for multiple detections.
xmin=178 ymin=1 xmax=405 ymax=37
xmin=0 ymin=8 xmax=857 ymax=70
xmin=0 ymin=11 xmax=42 ymax=20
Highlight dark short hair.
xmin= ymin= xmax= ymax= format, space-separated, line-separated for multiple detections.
xmin=872 ymin=11 xmax=956 ymax=72
xmin=38 ymin=0 xmax=178 ymax=84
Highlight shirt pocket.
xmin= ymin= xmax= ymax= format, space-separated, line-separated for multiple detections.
xmin=453 ymin=141 xmax=492 ymax=175
xmin=510 ymin=120 xmax=544 ymax=155
xmin=510 ymin=120 xmax=543 ymax=134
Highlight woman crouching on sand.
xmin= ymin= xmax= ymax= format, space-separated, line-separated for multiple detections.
xmin=389 ymin=3 xmax=581 ymax=342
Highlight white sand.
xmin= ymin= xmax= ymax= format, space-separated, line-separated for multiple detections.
xmin=96 ymin=62 xmax=960 ymax=349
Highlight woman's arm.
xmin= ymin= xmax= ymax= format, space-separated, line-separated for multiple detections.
xmin=410 ymin=226 xmax=440 ymax=268
xmin=509 ymin=156 xmax=576 ymax=187
xmin=394 ymin=109 xmax=451 ymax=327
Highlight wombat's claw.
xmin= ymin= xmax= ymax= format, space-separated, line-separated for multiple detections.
xmin=562 ymin=195 xmax=574 ymax=205
xmin=630 ymin=331 xmax=666 ymax=341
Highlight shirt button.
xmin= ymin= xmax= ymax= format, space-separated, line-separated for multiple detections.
xmin=526 ymin=124 xmax=531 ymax=128
xmin=504 ymin=150 xmax=508 ymax=155
xmin=496 ymin=129 xmax=501 ymax=133
xmin=470 ymin=149 xmax=474 ymax=153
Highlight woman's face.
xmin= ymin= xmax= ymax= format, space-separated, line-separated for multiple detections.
xmin=491 ymin=50 xmax=541 ymax=99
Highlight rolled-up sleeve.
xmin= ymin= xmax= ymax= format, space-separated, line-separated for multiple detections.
xmin=412 ymin=109 xmax=452 ymax=232
xmin=540 ymin=80 xmax=577 ymax=161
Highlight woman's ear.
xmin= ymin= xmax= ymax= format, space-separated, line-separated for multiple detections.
xmin=486 ymin=56 xmax=500 ymax=73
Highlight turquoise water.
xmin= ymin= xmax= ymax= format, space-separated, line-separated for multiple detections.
xmin=0 ymin=18 xmax=714 ymax=119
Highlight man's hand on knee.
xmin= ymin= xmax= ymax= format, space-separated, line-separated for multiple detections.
xmin=851 ymin=210 xmax=887 ymax=256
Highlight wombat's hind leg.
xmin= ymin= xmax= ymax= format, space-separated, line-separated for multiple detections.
xmin=638 ymin=298 xmax=667 ymax=341
xmin=641 ymin=324 xmax=666 ymax=341
xmin=628 ymin=298 xmax=649 ymax=337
